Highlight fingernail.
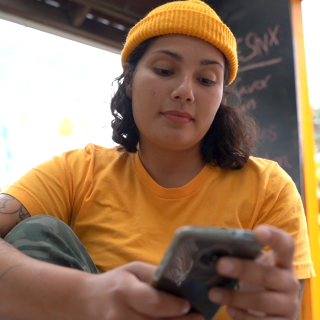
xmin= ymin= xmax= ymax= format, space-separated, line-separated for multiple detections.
xmin=248 ymin=309 xmax=266 ymax=317
xmin=219 ymin=258 xmax=234 ymax=274
xmin=209 ymin=290 xmax=223 ymax=302
xmin=181 ymin=302 xmax=190 ymax=313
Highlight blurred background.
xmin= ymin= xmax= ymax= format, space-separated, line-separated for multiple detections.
xmin=0 ymin=18 xmax=121 ymax=190
xmin=0 ymin=0 xmax=319 ymax=197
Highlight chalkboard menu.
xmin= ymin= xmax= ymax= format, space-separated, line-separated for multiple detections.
xmin=209 ymin=0 xmax=303 ymax=195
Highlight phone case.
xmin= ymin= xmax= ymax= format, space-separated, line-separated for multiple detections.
xmin=152 ymin=227 xmax=263 ymax=320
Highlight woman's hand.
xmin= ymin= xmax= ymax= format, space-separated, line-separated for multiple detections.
xmin=208 ymin=225 xmax=302 ymax=320
xmin=81 ymin=261 xmax=204 ymax=320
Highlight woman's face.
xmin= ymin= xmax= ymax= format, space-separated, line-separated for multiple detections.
xmin=128 ymin=34 xmax=225 ymax=152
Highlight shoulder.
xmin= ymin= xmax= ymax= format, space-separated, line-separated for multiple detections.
xmin=245 ymin=156 xmax=283 ymax=174
xmin=223 ymin=156 xmax=300 ymax=202
xmin=244 ymin=156 xmax=294 ymax=185
xmin=216 ymin=156 xmax=293 ymax=187
xmin=54 ymin=143 xmax=128 ymax=166
xmin=61 ymin=143 xmax=120 ymax=158
xmin=51 ymin=144 xmax=136 ymax=183
xmin=245 ymin=157 xmax=301 ymax=212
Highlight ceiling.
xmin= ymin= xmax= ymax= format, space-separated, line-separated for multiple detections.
xmin=0 ymin=0 xmax=176 ymax=53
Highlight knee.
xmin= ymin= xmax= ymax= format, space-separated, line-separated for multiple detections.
xmin=4 ymin=215 xmax=69 ymax=244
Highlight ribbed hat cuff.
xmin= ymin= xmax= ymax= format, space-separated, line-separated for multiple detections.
xmin=121 ymin=7 xmax=238 ymax=84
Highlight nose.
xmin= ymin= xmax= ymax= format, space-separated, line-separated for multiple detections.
xmin=171 ymin=75 xmax=195 ymax=103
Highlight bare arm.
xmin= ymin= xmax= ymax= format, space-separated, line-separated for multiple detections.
xmin=0 ymin=194 xmax=31 ymax=238
xmin=0 ymin=194 xmax=86 ymax=319
xmin=0 ymin=236 xmax=93 ymax=320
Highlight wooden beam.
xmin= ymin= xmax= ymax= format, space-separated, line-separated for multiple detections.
xmin=70 ymin=0 xmax=142 ymax=24
xmin=0 ymin=10 xmax=120 ymax=54
xmin=0 ymin=0 xmax=125 ymax=50
xmin=68 ymin=3 xmax=91 ymax=27
xmin=90 ymin=9 xmax=133 ymax=30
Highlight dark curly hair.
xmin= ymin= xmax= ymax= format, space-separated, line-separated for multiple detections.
xmin=111 ymin=37 xmax=258 ymax=169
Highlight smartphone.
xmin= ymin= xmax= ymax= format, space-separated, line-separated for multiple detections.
xmin=152 ymin=226 xmax=263 ymax=320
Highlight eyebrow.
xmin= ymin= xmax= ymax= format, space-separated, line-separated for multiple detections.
xmin=151 ymin=49 xmax=224 ymax=69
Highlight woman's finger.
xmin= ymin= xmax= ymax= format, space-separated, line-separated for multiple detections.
xmin=254 ymin=225 xmax=295 ymax=270
xmin=208 ymin=288 xmax=298 ymax=316
xmin=123 ymin=261 xmax=158 ymax=284
xmin=215 ymin=256 xmax=299 ymax=292
xmin=226 ymin=307 xmax=285 ymax=320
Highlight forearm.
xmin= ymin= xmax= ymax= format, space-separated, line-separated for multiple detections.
xmin=0 ymin=238 xmax=89 ymax=320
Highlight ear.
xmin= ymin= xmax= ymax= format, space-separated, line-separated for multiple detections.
xmin=126 ymin=84 xmax=132 ymax=99
xmin=123 ymin=63 xmax=133 ymax=99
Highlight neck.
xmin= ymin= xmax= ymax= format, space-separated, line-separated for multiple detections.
xmin=138 ymin=142 xmax=205 ymax=188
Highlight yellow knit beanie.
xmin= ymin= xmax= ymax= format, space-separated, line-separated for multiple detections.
xmin=121 ymin=0 xmax=238 ymax=84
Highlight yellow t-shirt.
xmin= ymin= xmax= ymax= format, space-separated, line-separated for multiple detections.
xmin=4 ymin=144 xmax=315 ymax=320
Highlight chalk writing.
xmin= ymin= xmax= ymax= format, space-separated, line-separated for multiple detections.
xmin=234 ymin=75 xmax=272 ymax=111
xmin=237 ymin=24 xmax=280 ymax=63
xmin=238 ymin=58 xmax=283 ymax=72
xmin=236 ymin=75 xmax=272 ymax=95
xmin=261 ymin=125 xmax=278 ymax=142
xmin=218 ymin=0 xmax=301 ymax=193
xmin=240 ymin=99 xmax=256 ymax=112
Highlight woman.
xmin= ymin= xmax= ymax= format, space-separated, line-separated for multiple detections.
xmin=0 ymin=1 xmax=314 ymax=319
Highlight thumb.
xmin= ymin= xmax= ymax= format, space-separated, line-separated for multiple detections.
xmin=122 ymin=261 xmax=158 ymax=284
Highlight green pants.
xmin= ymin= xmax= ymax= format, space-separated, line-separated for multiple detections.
xmin=4 ymin=215 xmax=99 ymax=274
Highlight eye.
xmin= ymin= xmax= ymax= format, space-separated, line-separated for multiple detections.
xmin=199 ymin=78 xmax=216 ymax=86
xmin=154 ymin=68 xmax=173 ymax=76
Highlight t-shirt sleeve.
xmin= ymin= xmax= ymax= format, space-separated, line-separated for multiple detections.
xmin=2 ymin=147 xmax=92 ymax=225
xmin=253 ymin=163 xmax=315 ymax=279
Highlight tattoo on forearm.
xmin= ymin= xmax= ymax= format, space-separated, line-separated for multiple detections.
xmin=0 ymin=263 xmax=24 ymax=284
xmin=0 ymin=195 xmax=30 ymax=221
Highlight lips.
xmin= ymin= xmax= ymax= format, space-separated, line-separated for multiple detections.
xmin=161 ymin=110 xmax=194 ymax=124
